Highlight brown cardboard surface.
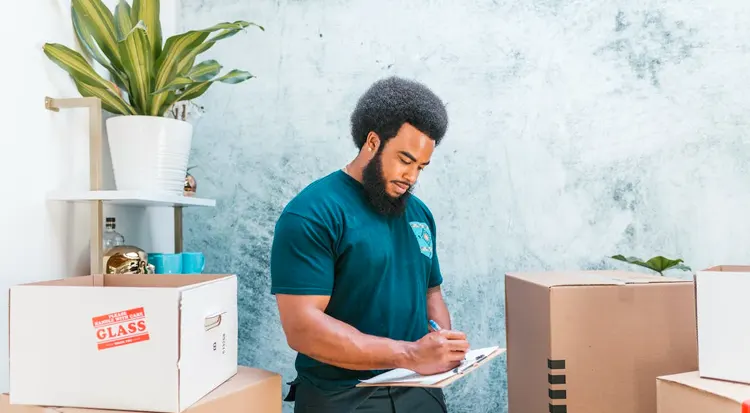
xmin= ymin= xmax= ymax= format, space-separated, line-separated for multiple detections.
xmin=0 ymin=366 xmax=281 ymax=413
xmin=657 ymin=371 xmax=750 ymax=413
xmin=19 ymin=274 xmax=229 ymax=288
xmin=506 ymin=271 xmax=698 ymax=413
xmin=506 ymin=270 xmax=685 ymax=288
xmin=356 ymin=347 xmax=506 ymax=388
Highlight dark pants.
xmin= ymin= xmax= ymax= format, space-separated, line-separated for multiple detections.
xmin=287 ymin=378 xmax=448 ymax=413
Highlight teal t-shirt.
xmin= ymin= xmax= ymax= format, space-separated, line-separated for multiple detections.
xmin=270 ymin=169 xmax=443 ymax=390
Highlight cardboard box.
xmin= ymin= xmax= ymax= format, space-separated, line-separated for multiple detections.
xmin=505 ymin=271 xmax=698 ymax=413
xmin=9 ymin=274 xmax=238 ymax=413
xmin=0 ymin=366 xmax=282 ymax=413
xmin=657 ymin=371 xmax=750 ymax=413
xmin=695 ymin=265 xmax=750 ymax=384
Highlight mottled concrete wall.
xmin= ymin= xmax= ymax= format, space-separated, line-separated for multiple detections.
xmin=179 ymin=1 xmax=750 ymax=411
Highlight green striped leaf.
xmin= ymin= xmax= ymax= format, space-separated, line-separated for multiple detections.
xmin=43 ymin=43 xmax=120 ymax=94
xmin=175 ymin=40 xmax=215 ymax=76
xmin=175 ymin=24 xmax=263 ymax=76
xmin=71 ymin=0 xmax=123 ymax=72
xmin=131 ymin=0 xmax=162 ymax=62
xmin=156 ymin=69 xmax=253 ymax=116
xmin=152 ymin=76 xmax=193 ymax=94
xmin=152 ymin=60 xmax=222 ymax=94
xmin=117 ymin=20 xmax=153 ymax=114
xmin=114 ymin=0 xmax=133 ymax=41
xmin=149 ymin=20 xmax=251 ymax=115
xmin=213 ymin=69 xmax=253 ymax=84
xmin=187 ymin=60 xmax=221 ymax=81
xmin=74 ymin=79 xmax=136 ymax=115
xmin=71 ymin=5 xmax=128 ymax=90
xmin=177 ymin=82 xmax=212 ymax=102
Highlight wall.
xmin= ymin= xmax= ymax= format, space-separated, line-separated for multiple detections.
xmin=179 ymin=1 xmax=750 ymax=412
xmin=0 ymin=0 xmax=179 ymax=392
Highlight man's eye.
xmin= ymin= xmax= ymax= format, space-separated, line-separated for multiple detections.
xmin=401 ymin=158 xmax=412 ymax=165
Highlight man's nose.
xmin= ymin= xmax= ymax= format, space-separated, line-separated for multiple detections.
xmin=403 ymin=168 xmax=419 ymax=185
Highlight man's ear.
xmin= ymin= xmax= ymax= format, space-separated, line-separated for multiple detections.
xmin=365 ymin=132 xmax=380 ymax=153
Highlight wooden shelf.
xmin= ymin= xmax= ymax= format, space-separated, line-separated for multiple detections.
xmin=48 ymin=190 xmax=216 ymax=207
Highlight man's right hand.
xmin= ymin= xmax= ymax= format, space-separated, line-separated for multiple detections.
xmin=404 ymin=330 xmax=470 ymax=375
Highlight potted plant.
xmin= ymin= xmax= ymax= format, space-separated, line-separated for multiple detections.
xmin=43 ymin=0 xmax=262 ymax=194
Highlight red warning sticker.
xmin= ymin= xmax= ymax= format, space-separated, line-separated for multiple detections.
xmin=92 ymin=307 xmax=150 ymax=350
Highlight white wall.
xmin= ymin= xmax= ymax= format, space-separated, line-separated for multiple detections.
xmin=0 ymin=0 xmax=180 ymax=392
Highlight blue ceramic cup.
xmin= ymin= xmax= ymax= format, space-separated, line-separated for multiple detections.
xmin=182 ymin=252 xmax=205 ymax=274
xmin=148 ymin=253 xmax=182 ymax=274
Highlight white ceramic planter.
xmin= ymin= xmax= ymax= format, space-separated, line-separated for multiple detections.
xmin=106 ymin=116 xmax=193 ymax=194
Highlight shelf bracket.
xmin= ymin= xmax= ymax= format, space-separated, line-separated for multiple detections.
xmin=45 ymin=96 xmax=104 ymax=274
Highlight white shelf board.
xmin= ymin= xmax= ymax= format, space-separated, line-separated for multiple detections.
xmin=47 ymin=190 xmax=216 ymax=207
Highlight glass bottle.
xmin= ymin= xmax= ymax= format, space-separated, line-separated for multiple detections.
xmin=103 ymin=217 xmax=125 ymax=252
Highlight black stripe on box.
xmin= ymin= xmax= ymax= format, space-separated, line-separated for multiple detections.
xmin=548 ymin=374 xmax=566 ymax=385
xmin=547 ymin=359 xmax=566 ymax=370
xmin=549 ymin=404 xmax=567 ymax=413
xmin=549 ymin=389 xmax=567 ymax=399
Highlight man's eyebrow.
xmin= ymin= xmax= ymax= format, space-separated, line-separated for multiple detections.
xmin=399 ymin=151 xmax=430 ymax=165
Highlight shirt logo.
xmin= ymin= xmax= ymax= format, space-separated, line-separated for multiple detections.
xmin=409 ymin=222 xmax=433 ymax=259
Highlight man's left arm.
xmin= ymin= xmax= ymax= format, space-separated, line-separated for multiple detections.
xmin=427 ymin=285 xmax=451 ymax=330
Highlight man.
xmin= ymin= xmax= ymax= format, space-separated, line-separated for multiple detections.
xmin=270 ymin=76 xmax=469 ymax=413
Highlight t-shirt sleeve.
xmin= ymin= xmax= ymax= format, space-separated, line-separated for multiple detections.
xmin=270 ymin=212 xmax=335 ymax=295
xmin=428 ymin=215 xmax=443 ymax=288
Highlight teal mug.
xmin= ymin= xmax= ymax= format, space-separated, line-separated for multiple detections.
xmin=147 ymin=252 xmax=205 ymax=274
xmin=181 ymin=252 xmax=205 ymax=274
xmin=147 ymin=253 xmax=182 ymax=274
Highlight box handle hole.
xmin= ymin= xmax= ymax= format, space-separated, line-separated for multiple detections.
xmin=204 ymin=312 xmax=224 ymax=331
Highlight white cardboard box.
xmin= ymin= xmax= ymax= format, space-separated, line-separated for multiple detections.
xmin=695 ymin=265 xmax=750 ymax=384
xmin=9 ymin=273 xmax=238 ymax=413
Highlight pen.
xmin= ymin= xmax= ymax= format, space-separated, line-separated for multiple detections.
xmin=428 ymin=320 xmax=441 ymax=332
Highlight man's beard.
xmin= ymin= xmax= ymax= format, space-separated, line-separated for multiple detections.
xmin=361 ymin=150 xmax=412 ymax=216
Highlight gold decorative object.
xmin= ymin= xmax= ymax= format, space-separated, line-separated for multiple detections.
xmin=104 ymin=245 xmax=151 ymax=274
xmin=184 ymin=169 xmax=197 ymax=197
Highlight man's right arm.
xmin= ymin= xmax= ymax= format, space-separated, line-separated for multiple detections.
xmin=276 ymin=294 xmax=413 ymax=371
xmin=270 ymin=211 xmax=468 ymax=374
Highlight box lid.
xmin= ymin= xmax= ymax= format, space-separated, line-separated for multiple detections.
xmin=505 ymin=270 xmax=687 ymax=287
xmin=658 ymin=371 xmax=750 ymax=404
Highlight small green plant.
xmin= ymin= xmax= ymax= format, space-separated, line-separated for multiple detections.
xmin=610 ymin=254 xmax=692 ymax=276
xmin=43 ymin=0 xmax=263 ymax=117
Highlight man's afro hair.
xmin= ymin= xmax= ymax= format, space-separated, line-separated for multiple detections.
xmin=350 ymin=76 xmax=449 ymax=150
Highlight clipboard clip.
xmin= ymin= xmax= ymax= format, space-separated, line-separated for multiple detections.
xmin=453 ymin=353 xmax=487 ymax=375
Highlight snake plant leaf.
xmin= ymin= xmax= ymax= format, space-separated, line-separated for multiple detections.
xmin=43 ymin=43 xmax=121 ymax=95
xmin=117 ymin=19 xmax=153 ymax=114
xmin=149 ymin=20 xmax=252 ymax=115
xmin=71 ymin=0 xmax=123 ymax=73
xmin=131 ymin=0 xmax=162 ymax=62
xmin=610 ymin=254 xmax=692 ymax=275
xmin=187 ymin=60 xmax=222 ymax=82
xmin=71 ymin=6 xmax=128 ymax=90
xmin=74 ymin=79 xmax=136 ymax=115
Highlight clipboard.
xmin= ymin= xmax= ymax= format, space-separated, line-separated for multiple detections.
xmin=356 ymin=346 xmax=505 ymax=388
